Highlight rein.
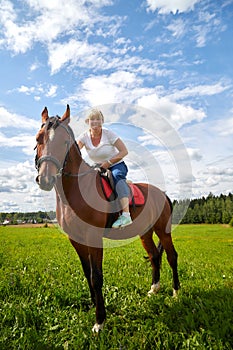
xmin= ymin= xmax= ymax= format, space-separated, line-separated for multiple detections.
xmin=62 ymin=165 xmax=97 ymax=177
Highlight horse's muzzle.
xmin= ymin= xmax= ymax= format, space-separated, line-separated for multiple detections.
xmin=36 ymin=174 xmax=56 ymax=191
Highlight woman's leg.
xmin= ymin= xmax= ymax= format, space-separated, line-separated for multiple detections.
xmin=110 ymin=162 xmax=132 ymax=228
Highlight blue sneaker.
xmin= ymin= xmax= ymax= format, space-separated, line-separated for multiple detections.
xmin=112 ymin=215 xmax=132 ymax=228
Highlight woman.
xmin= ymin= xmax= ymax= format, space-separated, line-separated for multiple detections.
xmin=77 ymin=109 xmax=132 ymax=228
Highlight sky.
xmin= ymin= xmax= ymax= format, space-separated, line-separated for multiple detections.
xmin=0 ymin=0 xmax=233 ymax=213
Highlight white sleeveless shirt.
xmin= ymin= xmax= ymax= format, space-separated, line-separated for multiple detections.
xmin=78 ymin=127 xmax=120 ymax=164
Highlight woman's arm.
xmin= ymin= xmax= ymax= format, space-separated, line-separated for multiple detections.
xmin=101 ymin=138 xmax=128 ymax=169
xmin=77 ymin=140 xmax=84 ymax=149
xmin=111 ymin=138 xmax=128 ymax=162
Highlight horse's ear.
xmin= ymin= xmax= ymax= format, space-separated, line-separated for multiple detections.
xmin=60 ymin=104 xmax=70 ymax=124
xmin=41 ymin=107 xmax=48 ymax=124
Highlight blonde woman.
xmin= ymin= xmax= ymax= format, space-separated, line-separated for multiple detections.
xmin=77 ymin=109 xmax=132 ymax=228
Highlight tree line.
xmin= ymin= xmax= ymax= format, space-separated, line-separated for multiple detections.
xmin=0 ymin=211 xmax=56 ymax=225
xmin=1 ymin=193 xmax=233 ymax=226
xmin=172 ymin=192 xmax=233 ymax=225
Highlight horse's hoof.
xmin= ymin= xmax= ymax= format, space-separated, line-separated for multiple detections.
xmin=148 ymin=282 xmax=160 ymax=296
xmin=173 ymin=289 xmax=178 ymax=298
xmin=92 ymin=322 xmax=105 ymax=333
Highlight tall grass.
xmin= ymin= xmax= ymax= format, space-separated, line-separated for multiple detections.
xmin=0 ymin=224 xmax=232 ymax=349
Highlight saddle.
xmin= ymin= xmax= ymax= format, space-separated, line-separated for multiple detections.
xmin=100 ymin=170 xmax=145 ymax=206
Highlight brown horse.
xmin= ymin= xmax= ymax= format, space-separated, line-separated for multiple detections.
xmin=35 ymin=104 xmax=180 ymax=332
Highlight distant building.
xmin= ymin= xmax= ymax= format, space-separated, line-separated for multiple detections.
xmin=2 ymin=220 xmax=10 ymax=225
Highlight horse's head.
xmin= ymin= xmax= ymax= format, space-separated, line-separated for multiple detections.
xmin=35 ymin=104 xmax=72 ymax=191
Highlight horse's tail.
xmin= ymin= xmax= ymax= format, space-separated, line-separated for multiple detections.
xmin=165 ymin=193 xmax=173 ymax=213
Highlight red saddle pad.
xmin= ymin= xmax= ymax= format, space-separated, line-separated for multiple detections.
xmin=101 ymin=177 xmax=145 ymax=206
xmin=128 ymin=183 xmax=145 ymax=206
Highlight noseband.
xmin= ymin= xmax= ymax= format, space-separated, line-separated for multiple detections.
xmin=36 ymin=155 xmax=64 ymax=176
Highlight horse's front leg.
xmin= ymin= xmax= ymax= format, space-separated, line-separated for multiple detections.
xmin=89 ymin=247 xmax=106 ymax=333
xmin=69 ymin=239 xmax=96 ymax=305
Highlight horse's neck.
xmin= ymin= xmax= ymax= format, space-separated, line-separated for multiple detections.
xmin=54 ymin=143 xmax=99 ymax=218
xmin=54 ymin=144 xmax=90 ymax=204
xmin=65 ymin=143 xmax=90 ymax=174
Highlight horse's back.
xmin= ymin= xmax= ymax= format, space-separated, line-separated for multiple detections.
xmin=132 ymin=182 xmax=172 ymax=232
xmin=133 ymin=182 xmax=168 ymax=203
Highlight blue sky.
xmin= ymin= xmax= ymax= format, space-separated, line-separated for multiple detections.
xmin=0 ymin=0 xmax=233 ymax=212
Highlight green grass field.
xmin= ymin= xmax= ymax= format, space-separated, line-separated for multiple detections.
xmin=0 ymin=224 xmax=232 ymax=349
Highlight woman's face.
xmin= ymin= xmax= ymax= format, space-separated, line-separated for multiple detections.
xmin=88 ymin=115 xmax=103 ymax=130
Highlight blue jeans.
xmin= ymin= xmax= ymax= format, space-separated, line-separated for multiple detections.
xmin=110 ymin=161 xmax=130 ymax=199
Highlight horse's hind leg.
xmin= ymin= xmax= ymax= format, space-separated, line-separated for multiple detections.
xmin=140 ymin=230 xmax=161 ymax=296
xmin=159 ymin=233 xmax=180 ymax=296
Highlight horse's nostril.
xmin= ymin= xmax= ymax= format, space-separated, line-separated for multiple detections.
xmin=36 ymin=175 xmax=56 ymax=190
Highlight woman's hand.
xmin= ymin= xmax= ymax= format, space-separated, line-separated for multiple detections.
xmin=100 ymin=161 xmax=111 ymax=169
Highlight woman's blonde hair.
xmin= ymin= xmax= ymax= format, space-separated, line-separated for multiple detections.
xmin=85 ymin=109 xmax=104 ymax=124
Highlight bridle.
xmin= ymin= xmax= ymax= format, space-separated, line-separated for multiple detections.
xmin=35 ymin=117 xmax=96 ymax=178
xmin=35 ymin=117 xmax=72 ymax=177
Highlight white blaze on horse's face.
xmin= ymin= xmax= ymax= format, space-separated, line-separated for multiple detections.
xmin=49 ymin=128 xmax=55 ymax=141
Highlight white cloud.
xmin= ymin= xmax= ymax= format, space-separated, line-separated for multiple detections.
xmin=193 ymin=24 xmax=209 ymax=48
xmin=0 ymin=0 xmax=34 ymax=53
xmin=204 ymin=166 xmax=233 ymax=177
xmin=17 ymin=85 xmax=36 ymax=94
xmin=47 ymin=37 xmax=148 ymax=75
xmin=169 ymin=82 xmax=230 ymax=101
xmin=179 ymin=118 xmax=233 ymax=198
xmin=167 ymin=18 xmax=186 ymax=38
xmin=0 ymin=106 xmax=38 ymax=129
xmin=82 ymin=72 xmax=138 ymax=106
xmin=146 ymin=0 xmax=201 ymax=14
xmin=137 ymin=93 xmax=206 ymax=129
xmin=0 ymin=2 xmax=169 ymax=76
xmin=0 ymin=160 xmax=46 ymax=212
xmin=0 ymin=107 xmax=38 ymax=156
xmin=0 ymin=200 xmax=20 ymax=212
xmin=46 ymin=85 xmax=58 ymax=98
xmin=71 ymin=71 xmax=149 ymax=107
xmin=0 ymin=161 xmax=36 ymax=193
xmin=146 ymin=1 xmax=228 ymax=49
xmin=69 ymin=75 xmax=216 ymax=131
xmin=192 ymin=10 xmax=227 ymax=47
xmin=0 ymin=0 xmax=118 ymax=54
xmin=30 ymin=61 xmax=40 ymax=71
xmin=9 ymin=84 xmax=58 ymax=99
xmin=0 ymin=132 xmax=35 ymax=155
xmin=0 ymin=158 xmax=57 ymax=212
xmin=48 ymin=39 xmax=109 ymax=74
xmin=214 ymin=116 xmax=233 ymax=136
xmin=187 ymin=148 xmax=202 ymax=161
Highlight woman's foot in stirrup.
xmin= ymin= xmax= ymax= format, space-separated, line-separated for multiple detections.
xmin=112 ymin=214 xmax=132 ymax=228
